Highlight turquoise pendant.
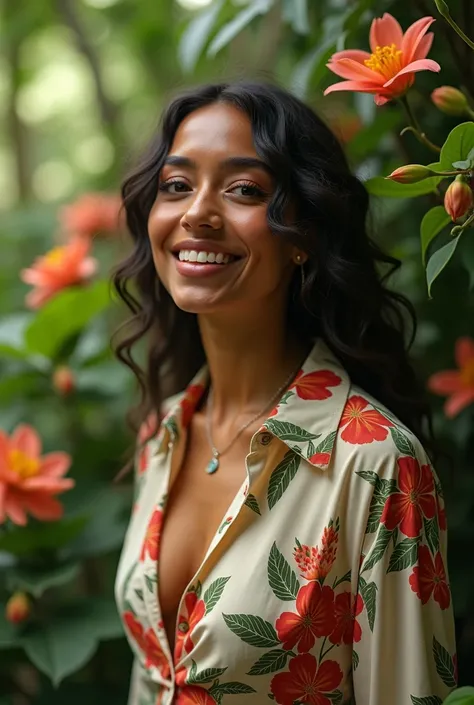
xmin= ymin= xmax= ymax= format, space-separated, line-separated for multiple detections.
xmin=206 ymin=454 xmax=220 ymax=474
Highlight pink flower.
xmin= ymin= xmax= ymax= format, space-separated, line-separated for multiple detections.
xmin=59 ymin=193 xmax=123 ymax=239
xmin=324 ymin=13 xmax=440 ymax=106
xmin=428 ymin=337 xmax=474 ymax=417
xmin=20 ymin=237 xmax=97 ymax=309
xmin=0 ymin=424 xmax=74 ymax=526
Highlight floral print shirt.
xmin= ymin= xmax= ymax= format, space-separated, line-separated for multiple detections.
xmin=115 ymin=339 xmax=456 ymax=705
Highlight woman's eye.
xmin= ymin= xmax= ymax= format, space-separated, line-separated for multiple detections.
xmin=230 ymin=183 xmax=265 ymax=198
xmin=159 ymin=180 xmax=190 ymax=194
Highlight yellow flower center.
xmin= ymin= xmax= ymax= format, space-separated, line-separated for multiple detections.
xmin=44 ymin=246 xmax=66 ymax=265
xmin=8 ymin=449 xmax=40 ymax=479
xmin=364 ymin=44 xmax=403 ymax=80
xmin=460 ymin=359 xmax=474 ymax=387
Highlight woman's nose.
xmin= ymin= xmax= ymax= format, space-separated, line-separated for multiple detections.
xmin=180 ymin=190 xmax=223 ymax=232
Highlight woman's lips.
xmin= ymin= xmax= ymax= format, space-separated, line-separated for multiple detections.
xmin=173 ymin=255 xmax=241 ymax=278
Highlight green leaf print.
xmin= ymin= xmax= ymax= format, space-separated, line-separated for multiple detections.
xmin=134 ymin=589 xmax=144 ymax=601
xmin=365 ymin=498 xmax=385 ymax=535
xmin=424 ymin=516 xmax=440 ymax=555
xmin=433 ymin=636 xmax=457 ymax=688
xmin=268 ymin=542 xmax=300 ymax=601
xmin=267 ymin=451 xmax=301 ymax=510
xmin=390 ymin=426 xmax=416 ymax=457
xmin=327 ymin=691 xmax=344 ymax=704
xmin=356 ymin=470 xmax=379 ymax=487
xmin=247 ymin=649 xmax=293 ymax=676
xmin=264 ymin=418 xmax=320 ymax=442
xmin=223 ymin=613 xmax=280 ymax=648
xmin=312 ymin=430 xmax=337 ymax=455
xmin=188 ymin=660 xmax=228 ymax=684
xmin=387 ymin=537 xmax=419 ymax=573
xmin=352 ymin=650 xmax=360 ymax=671
xmin=210 ymin=682 xmax=257 ymax=696
xmin=144 ymin=574 xmax=156 ymax=593
xmin=359 ymin=577 xmax=377 ymax=632
xmin=164 ymin=416 xmax=179 ymax=440
xmin=410 ymin=697 xmax=443 ymax=705
xmin=244 ymin=493 xmax=261 ymax=515
xmin=204 ymin=577 xmax=230 ymax=615
xmin=362 ymin=526 xmax=393 ymax=572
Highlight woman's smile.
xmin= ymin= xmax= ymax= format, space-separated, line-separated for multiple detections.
xmin=170 ymin=239 xmax=244 ymax=278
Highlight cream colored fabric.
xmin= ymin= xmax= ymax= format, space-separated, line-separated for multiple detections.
xmin=115 ymin=339 xmax=456 ymax=705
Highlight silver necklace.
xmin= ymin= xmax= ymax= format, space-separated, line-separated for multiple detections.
xmin=204 ymin=364 xmax=300 ymax=475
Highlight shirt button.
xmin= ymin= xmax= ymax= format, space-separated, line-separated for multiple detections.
xmin=168 ymin=441 xmax=173 ymax=450
xmin=258 ymin=432 xmax=273 ymax=446
xmin=178 ymin=620 xmax=189 ymax=634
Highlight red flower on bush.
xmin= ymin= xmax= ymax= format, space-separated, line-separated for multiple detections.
xmin=409 ymin=545 xmax=450 ymax=609
xmin=270 ymin=653 xmax=343 ymax=705
xmin=140 ymin=509 xmax=163 ymax=561
xmin=290 ymin=369 xmax=341 ymax=401
xmin=329 ymin=592 xmax=364 ymax=645
xmin=276 ymin=582 xmax=335 ymax=652
xmin=428 ymin=337 xmax=474 ymax=418
xmin=174 ymin=591 xmax=206 ymax=663
xmin=59 ymin=192 xmax=123 ymax=239
xmin=339 ymin=395 xmax=393 ymax=444
xmin=381 ymin=457 xmax=436 ymax=537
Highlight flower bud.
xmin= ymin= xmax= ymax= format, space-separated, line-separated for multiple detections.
xmin=387 ymin=164 xmax=434 ymax=184
xmin=53 ymin=366 xmax=75 ymax=396
xmin=444 ymin=177 xmax=474 ymax=221
xmin=431 ymin=86 xmax=469 ymax=116
xmin=6 ymin=592 xmax=31 ymax=624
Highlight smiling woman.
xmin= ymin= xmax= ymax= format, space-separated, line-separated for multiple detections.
xmin=112 ymin=82 xmax=456 ymax=705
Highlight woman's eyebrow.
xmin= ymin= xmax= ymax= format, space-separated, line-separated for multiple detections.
xmin=164 ymin=155 xmax=272 ymax=174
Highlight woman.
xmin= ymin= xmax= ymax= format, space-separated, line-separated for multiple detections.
xmin=114 ymin=82 xmax=456 ymax=705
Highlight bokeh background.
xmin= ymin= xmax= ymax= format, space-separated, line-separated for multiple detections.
xmin=0 ymin=0 xmax=473 ymax=703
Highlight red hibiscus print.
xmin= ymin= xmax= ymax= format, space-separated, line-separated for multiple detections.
xmin=123 ymin=611 xmax=146 ymax=652
xmin=270 ymin=653 xmax=343 ymax=705
xmin=329 ymin=592 xmax=364 ymax=645
xmin=339 ymin=395 xmax=393 ymax=444
xmin=137 ymin=412 xmax=158 ymax=474
xmin=309 ymin=451 xmax=331 ymax=466
xmin=140 ymin=508 xmax=163 ymax=561
xmin=175 ymin=686 xmax=216 ymax=704
xmin=174 ymin=591 xmax=206 ymax=663
xmin=294 ymin=524 xmax=339 ymax=581
xmin=290 ymin=369 xmax=341 ymax=401
xmin=143 ymin=628 xmax=170 ymax=677
xmin=181 ymin=384 xmax=206 ymax=428
xmin=276 ymin=582 xmax=335 ymax=652
xmin=381 ymin=457 xmax=436 ymax=538
xmin=409 ymin=545 xmax=451 ymax=609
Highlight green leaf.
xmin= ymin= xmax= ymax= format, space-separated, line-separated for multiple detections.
xmin=188 ymin=662 xmax=228 ymax=684
xmin=426 ymin=235 xmax=461 ymax=296
xmin=25 ymin=281 xmax=111 ymax=360
xmin=424 ymin=516 xmax=440 ymax=555
xmin=264 ymin=419 xmax=320 ymax=442
xmin=247 ymin=649 xmax=292 ymax=676
xmin=20 ymin=598 xmax=122 ymax=686
xmin=203 ymin=577 xmax=230 ymax=615
xmin=267 ymin=451 xmax=301 ymax=510
xmin=0 ymin=516 xmax=87 ymax=557
xmin=222 ymin=613 xmax=279 ymax=648
xmin=362 ymin=526 xmax=393 ymax=572
xmin=7 ymin=562 xmax=80 ymax=598
xmin=443 ymin=687 xmax=474 ymax=705
xmin=359 ymin=580 xmax=377 ymax=632
xmin=420 ymin=206 xmax=452 ymax=265
xmin=244 ymin=493 xmax=261 ymax=515
xmin=210 ymin=682 xmax=256 ymax=696
xmin=207 ymin=0 xmax=272 ymax=57
xmin=268 ymin=542 xmax=300 ymax=600
xmin=433 ymin=636 xmax=457 ymax=688
xmin=352 ymin=650 xmax=359 ymax=671
xmin=292 ymin=42 xmax=335 ymax=98
xmin=282 ymin=0 xmax=309 ymax=34
xmin=387 ymin=538 xmax=419 ymax=573
xmin=390 ymin=427 xmax=416 ymax=457
xmin=410 ymin=696 xmax=443 ymax=705
xmin=365 ymin=175 xmax=442 ymax=198
xmin=439 ymin=122 xmax=474 ymax=170
xmin=178 ymin=0 xmax=224 ymax=73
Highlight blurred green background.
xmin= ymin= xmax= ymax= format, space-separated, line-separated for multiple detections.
xmin=0 ymin=0 xmax=473 ymax=703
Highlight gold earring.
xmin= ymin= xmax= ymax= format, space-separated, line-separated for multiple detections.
xmin=294 ymin=253 xmax=302 ymax=264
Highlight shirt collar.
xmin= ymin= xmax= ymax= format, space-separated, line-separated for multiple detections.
xmin=160 ymin=339 xmax=350 ymax=471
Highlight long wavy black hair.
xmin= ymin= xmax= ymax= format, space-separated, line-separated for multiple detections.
xmin=113 ymin=80 xmax=435 ymax=459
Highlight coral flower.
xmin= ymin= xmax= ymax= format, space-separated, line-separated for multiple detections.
xmin=20 ymin=237 xmax=98 ymax=309
xmin=0 ymin=424 xmax=74 ymax=526
xmin=324 ymin=13 xmax=440 ymax=105
xmin=59 ymin=192 xmax=123 ymax=239
xmin=428 ymin=337 xmax=474 ymax=417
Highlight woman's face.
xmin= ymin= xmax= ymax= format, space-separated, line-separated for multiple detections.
xmin=147 ymin=102 xmax=299 ymax=315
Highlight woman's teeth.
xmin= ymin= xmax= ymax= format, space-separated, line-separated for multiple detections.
xmin=178 ymin=250 xmax=232 ymax=264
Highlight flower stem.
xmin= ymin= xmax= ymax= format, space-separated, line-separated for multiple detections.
xmin=435 ymin=0 xmax=474 ymax=51
xmin=399 ymin=95 xmax=441 ymax=154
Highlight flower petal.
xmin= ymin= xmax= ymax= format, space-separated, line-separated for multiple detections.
xmin=22 ymin=477 xmax=74 ymax=493
xmin=25 ymin=287 xmax=56 ymax=310
xmin=40 ymin=452 xmax=72 ymax=478
xmin=11 ymin=424 xmax=41 ymax=458
xmin=4 ymin=491 xmax=28 ymax=525
xmin=428 ymin=371 xmax=463 ymax=395
xmin=455 ymin=337 xmax=474 ymax=369
xmin=402 ymin=16 xmax=436 ymax=64
xmin=445 ymin=389 xmax=474 ymax=418
xmin=324 ymin=81 xmax=386 ymax=97
xmin=327 ymin=58 xmax=384 ymax=84
xmin=374 ymin=94 xmax=392 ymax=106
xmin=329 ymin=49 xmax=372 ymax=63
xmin=20 ymin=493 xmax=64 ymax=521
xmin=0 ymin=483 xmax=6 ymax=523
xmin=79 ymin=257 xmax=98 ymax=279
xmin=383 ymin=58 xmax=440 ymax=87
xmin=370 ymin=13 xmax=404 ymax=52
xmin=413 ymin=32 xmax=434 ymax=61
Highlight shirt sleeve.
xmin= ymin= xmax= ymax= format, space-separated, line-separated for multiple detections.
xmin=352 ymin=450 xmax=457 ymax=705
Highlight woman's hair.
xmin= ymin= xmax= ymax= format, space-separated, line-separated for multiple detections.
xmin=113 ymin=80 xmax=435 ymax=459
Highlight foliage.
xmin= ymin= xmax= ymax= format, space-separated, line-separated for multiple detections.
xmin=0 ymin=0 xmax=473 ymax=702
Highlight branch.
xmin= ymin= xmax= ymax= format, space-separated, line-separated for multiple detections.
xmin=6 ymin=36 xmax=30 ymax=201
